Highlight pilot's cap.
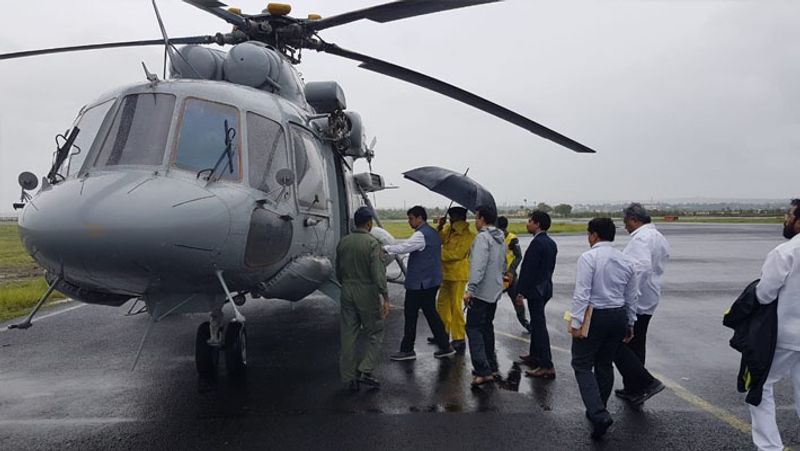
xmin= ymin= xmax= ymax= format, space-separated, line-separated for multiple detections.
xmin=354 ymin=206 xmax=375 ymax=226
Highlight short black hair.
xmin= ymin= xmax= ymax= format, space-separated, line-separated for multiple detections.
xmin=497 ymin=216 xmax=509 ymax=230
xmin=407 ymin=205 xmax=427 ymax=221
xmin=792 ymin=199 xmax=800 ymax=221
xmin=448 ymin=206 xmax=468 ymax=221
xmin=588 ymin=217 xmax=616 ymax=242
xmin=623 ymin=203 xmax=651 ymax=224
xmin=529 ymin=210 xmax=552 ymax=231
xmin=475 ymin=205 xmax=497 ymax=225
xmin=353 ymin=206 xmax=374 ymax=227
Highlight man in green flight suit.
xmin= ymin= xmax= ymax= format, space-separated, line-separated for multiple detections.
xmin=337 ymin=206 xmax=390 ymax=392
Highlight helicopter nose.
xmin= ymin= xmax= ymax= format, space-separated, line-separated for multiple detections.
xmin=19 ymin=172 xmax=231 ymax=294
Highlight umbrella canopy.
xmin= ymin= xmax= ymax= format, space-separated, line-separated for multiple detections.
xmin=403 ymin=166 xmax=496 ymax=213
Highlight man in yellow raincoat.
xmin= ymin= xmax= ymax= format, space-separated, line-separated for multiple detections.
xmin=434 ymin=206 xmax=476 ymax=353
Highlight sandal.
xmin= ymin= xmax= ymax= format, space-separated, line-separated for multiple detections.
xmin=471 ymin=375 xmax=495 ymax=386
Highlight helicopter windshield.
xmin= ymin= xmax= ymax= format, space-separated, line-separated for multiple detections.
xmin=247 ymin=112 xmax=287 ymax=193
xmin=174 ymin=98 xmax=240 ymax=180
xmin=64 ymin=99 xmax=115 ymax=177
xmin=93 ymin=94 xmax=176 ymax=167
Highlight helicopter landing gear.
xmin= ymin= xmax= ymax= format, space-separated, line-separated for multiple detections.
xmin=194 ymin=319 xmax=247 ymax=379
xmin=224 ymin=321 xmax=247 ymax=378
xmin=195 ymin=321 xmax=219 ymax=378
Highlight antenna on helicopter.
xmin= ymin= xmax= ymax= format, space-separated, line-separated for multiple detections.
xmin=150 ymin=0 xmax=172 ymax=79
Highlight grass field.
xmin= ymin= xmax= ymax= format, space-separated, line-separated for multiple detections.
xmin=378 ymin=220 xmax=586 ymax=239
xmin=0 ymin=223 xmax=63 ymax=322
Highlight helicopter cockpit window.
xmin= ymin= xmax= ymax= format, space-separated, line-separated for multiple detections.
xmin=93 ymin=94 xmax=175 ymax=168
xmin=246 ymin=112 xmax=287 ymax=193
xmin=290 ymin=125 xmax=329 ymax=212
xmin=64 ymin=99 xmax=115 ymax=177
xmin=174 ymin=98 xmax=241 ymax=180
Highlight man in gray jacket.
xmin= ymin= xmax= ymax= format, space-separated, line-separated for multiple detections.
xmin=464 ymin=205 xmax=507 ymax=386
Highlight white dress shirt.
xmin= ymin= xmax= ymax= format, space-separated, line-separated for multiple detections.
xmin=623 ymin=223 xmax=671 ymax=315
xmin=384 ymin=229 xmax=426 ymax=255
xmin=571 ymin=241 xmax=638 ymax=329
xmin=756 ymin=234 xmax=800 ymax=351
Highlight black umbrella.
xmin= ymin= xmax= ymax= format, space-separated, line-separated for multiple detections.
xmin=403 ymin=166 xmax=496 ymax=213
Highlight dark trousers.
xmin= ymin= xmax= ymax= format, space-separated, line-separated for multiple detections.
xmin=629 ymin=313 xmax=652 ymax=364
xmin=527 ymin=296 xmax=553 ymax=369
xmin=613 ymin=313 xmax=655 ymax=393
xmin=505 ymin=276 xmax=529 ymax=329
xmin=466 ymin=298 xmax=498 ymax=377
xmin=571 ymin=307 xmax=627 ymax=424
xmin=400 ymin=286 xmax=450 ymax=352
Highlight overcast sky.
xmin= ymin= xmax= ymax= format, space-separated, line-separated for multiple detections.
xmin=1 ymin=0 xmax=798 ymax=210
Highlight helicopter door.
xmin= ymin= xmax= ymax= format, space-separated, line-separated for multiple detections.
xmin=290 ymin=124 xmax=332 ymax=255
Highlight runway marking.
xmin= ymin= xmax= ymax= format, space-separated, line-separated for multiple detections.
xmin=494 ymin=330 xmax=752 ymax=435
xmin=0 ymin=302 xmax=86 ymax=333
xmin=0 ymin=417 xmax=137 ymax=426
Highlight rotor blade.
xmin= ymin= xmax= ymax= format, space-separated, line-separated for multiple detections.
xmin=320 ymin=44 xmax=596 ymax=153
xmin=182 ymin=0 xmax=247 ymax=29
xmin=309 ymin=0 xmax=501 ymax=31
xmin=0 ymin=36 xmax=217 ymax=61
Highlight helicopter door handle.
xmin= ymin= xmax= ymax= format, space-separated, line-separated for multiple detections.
xmin=304 ymin=218 xmax=320 ymax=227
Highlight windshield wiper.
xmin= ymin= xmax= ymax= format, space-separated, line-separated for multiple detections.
xmin=197 ymin=120 xmax=236 ymax=182
xmin=47 ymin=127 xmax=80 ymax=184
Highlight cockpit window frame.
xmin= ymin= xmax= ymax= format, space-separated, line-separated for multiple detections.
xmin=65 ymin=96 xmax=118 ymax=179
xmin=170 ymin=96 xmax=244 ymax=183
xmin=288 ymin=122 xmax=331 ymax=217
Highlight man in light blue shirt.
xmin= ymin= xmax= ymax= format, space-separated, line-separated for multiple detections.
xmin=570 ymin=218 xmax=637 ymax=440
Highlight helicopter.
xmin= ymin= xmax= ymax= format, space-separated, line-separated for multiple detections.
xmin=2 ymin=0 xmax=596 ymax=379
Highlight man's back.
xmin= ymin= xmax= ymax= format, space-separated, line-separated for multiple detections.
xmin=757 ymin=234 xmax=800 ymax=351
xmin=336 ymin=231 xmax=386 ymax=288
xmin=624 ymin=224 xmax=670 ymax=314
xmin=519 ymin=232 xmax=558 ymax=301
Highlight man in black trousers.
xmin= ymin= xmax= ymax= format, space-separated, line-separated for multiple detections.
xmin=384 ymin=206 xmax=456 ymax=361
xmin=570 ymin=218 xmax=638 ymax=440
xmin=516 ymin=210 xmax=558 ymax=379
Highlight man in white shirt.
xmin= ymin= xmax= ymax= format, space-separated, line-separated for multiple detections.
xmin=749 ymin=198 xmax=800 ymax=451
xmin=570 ymin=218 xmax=637 ymax=440
xmin=614 ymin=203 xmax=670 ymax=404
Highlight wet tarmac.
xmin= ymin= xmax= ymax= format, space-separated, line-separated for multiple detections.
xmin=0 ymin=223 xmax=796 ymax=450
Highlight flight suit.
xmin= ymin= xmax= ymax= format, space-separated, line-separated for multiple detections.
xmin=336 ymin=229 xmax=388 ymax=383
xmin=437 ymin=221 xmax=476 ymax=341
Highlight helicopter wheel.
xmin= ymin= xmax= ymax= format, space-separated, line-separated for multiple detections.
xmin=195 ymin=321 xmax=219 ymax=378
xmin=225 ymin=321 xmax=247 ymax=379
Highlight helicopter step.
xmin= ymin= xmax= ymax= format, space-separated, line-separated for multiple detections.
xmin=195 ymin=319 xmax=247 ymax=379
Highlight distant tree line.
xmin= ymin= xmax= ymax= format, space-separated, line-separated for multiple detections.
xmin=375 ymin=203 xmax=786 ymax=220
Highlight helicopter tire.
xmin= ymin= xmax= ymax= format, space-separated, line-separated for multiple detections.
xmin=195 ymin=321 xmax=218 ymax=378
xmin=225 ymin=321 xmax=247 ymax=379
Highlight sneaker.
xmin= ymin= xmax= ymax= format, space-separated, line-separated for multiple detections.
xmin=358 ymin=372 xmax=381 ymax=388
xmin=390 ymin=351 xmax=417 ymax=361
xmin=426 ymin=336 xmax=437 ymax=344
xmin=591 ymin=417 xmax=613 ymax=440
xmin=434 ymin=347 xmax=456 ymax=359
xmin=631 ymin=379 xmax=665 ymax=406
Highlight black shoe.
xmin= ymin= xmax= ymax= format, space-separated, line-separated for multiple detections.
xmin=591 ymin=417 xmax=613 ymax=440
xmin=358 ymin=372 xmax=381 ymax=389
xmin=427 ymin=336 xmax=437 ymax=344
xmin=451 ymin=339 xmax=466 ymax=354
xmin=631 ymin=379 xmax=666 ymax=406
xmin=434 ymin=347 xmax=456 ymax=359
xmin=347 ymin=380 xmax=359 ymax=393
xmin=614 ymin=388 xmax=638 ymax=402
xmin=390 ymin=351 xmax=417 ymax=361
